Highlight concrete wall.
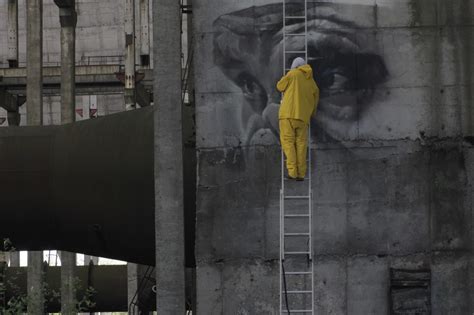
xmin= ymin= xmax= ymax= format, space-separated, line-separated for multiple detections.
xmin=194 ymin=0 xmax=474 ymax=313
xmin=0 ymin=0 xmax=154 ymax=126
xmin=0 ymin=0 xmax=130 ymax=66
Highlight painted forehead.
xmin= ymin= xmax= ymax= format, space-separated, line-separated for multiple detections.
xmin=212 ymin=3 xmax=367 ymax=32
xmin=212 ymin=3 xmax=372 ymax=69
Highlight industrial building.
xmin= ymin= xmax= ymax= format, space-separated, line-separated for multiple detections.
xmin=0 ymin=0 xmax=473 ymax=314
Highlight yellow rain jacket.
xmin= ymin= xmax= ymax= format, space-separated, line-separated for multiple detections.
xmin=277 ymin=64 xmax=319 ymax=124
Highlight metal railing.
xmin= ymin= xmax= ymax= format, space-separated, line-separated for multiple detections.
xmin=128 ymin=266 xmax=156 ymax=315
xmin=0 ymin=55 xmax=126 ymax=69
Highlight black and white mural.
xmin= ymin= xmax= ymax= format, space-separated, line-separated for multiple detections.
xmin=212 ymin=2 xmax=389 ymax=146
xmin=196 ymin=1 xmax=473 ymax=313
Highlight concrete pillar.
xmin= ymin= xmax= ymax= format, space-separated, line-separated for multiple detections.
xmin=27 ymin=252 xmax=45 ymax=314
xmin=154 ymin=0 xmax=185 ymax=313
xmin=7 ymin=110 xmax=21 ymax=126
xmin=0 ymin=89 xmax=20 ymax=126
xmin=7 ymin=0 xmax=18 ymax=68
xmin=83 ymin=255 xmax=99 ymax=265
xmin=0 ymin=253 xmax=6 ymax=309
xmin=125 ymin=0 xmax=136 ymax=109
xmin=9 ymin=251 xmax=20 ymax=267
xmin=26 ymin=2 xmax=44 ymax=313
xmin=185 ymin=0 xmax=194 ymax=107
xmin=26 ymin=0 xmax=43 ymax=126
xmin=60 ymin=252 xmax=76 ymax=314
xmin=139 ymin=0 xmax=150 ymax=66
xmin=185 ymin=1 xmax=196 ymax=312
xmin=127 ymin=263 xmax=139 ymax=313
xmin=55 ymin=0 xmax=77 ymax=123
xmin=53 ymin=1 xmax=78 ymax=313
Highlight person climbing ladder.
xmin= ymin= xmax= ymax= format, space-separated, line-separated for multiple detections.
xmin=277 ymin=57 xmax=319 ymax=181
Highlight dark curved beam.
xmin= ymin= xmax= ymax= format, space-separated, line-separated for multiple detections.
xmin=0 ymin=107 xmax=194 ymax=266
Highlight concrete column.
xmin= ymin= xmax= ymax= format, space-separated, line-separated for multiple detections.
xmin=185 ymin=0 xmax=194 ymax=108
xmin=27 ymin=252 xmax=45 ymax=314
xmin=9 ymin=251 xmax=20 ymax=267
xmin=185 ymin=1 xmax=196 ymax=312
xmin=26 ymin=0 xmax=43 ymax=126
xmin=26 ymin=2 xmax=44 ymax=313
xmin=154 ymin=0 xmax=185 ymax=313
xmin=0 ymin=89 xmax=20 ymax=126
xmin=83 ymin=255 xmax=98 ymax=265
xmin=53 ymin=2 xmax=78 ymax=313
xmin=139 ymin=0 xmax=150 ymax=66
xmin=127 ymin=263 xmax=139 ymax=313
xmin=55 ymin=0 xmax=77 ymax=123
xmin=0 ymin=254 xmax=6 ymax=309
xmin=7 ymin=0 xmax=18 ymax=68
xmin=125 ymin=0 xmax=136 ymax=109
xmin=60 ymin=252 xmax=76 ymax=314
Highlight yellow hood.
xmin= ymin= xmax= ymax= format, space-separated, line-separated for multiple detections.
xmin=296 ymin=64 xmax=314 ymax=79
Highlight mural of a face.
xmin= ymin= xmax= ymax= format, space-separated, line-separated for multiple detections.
xmin=213 ymin=2 xmax=389 ymax=145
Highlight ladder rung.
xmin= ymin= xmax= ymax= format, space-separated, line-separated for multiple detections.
xmin=285 ymin=50 xmax=306 ymax=54
xmin=285 ymin=271 xmax=312 ymax=275
xmin=284 ymin=177 xmax=309 ymax=181
xmin=282 ymin=310 xmax=313 ymax=313
xmin=285 ymin=16 xmax=306 ymax=19
xmin=285 ymin=251 xmax=310 ymax=255
xmin=284 ymin=195 xmax=310 ymax=199
xmin=283 ymin=159 xmax=310 ymax=162
xmin=284 ymin=214 xmax=309 ymax=218
xmin=284 ymin=233 xmax=310 ymax=236
xmin=285 ymin=33 xmax=306 ymax=36
xmin=283 ymin=290 xmax=312 ymax=294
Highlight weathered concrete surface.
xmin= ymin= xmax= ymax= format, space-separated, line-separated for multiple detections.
xmin=26 ymin=0 xmax=43 ymax=126
xmin=56 ymin=0 xmax=77 ymax=123
xmin=27 ymin=251 xmax=45 ymax=314
xmin=194 ymin=0 xmax=473 ymax=313
xmin=7 ymin=0 xmax=18 ymax=67
xmin=55 ymin=2 xmax=78 ymax=310
xmin=26 ymin=1 xmax=45 ymax=313
xmin=60 ymin=251 xmax=76 ymax=314
xmin=153 ymin=0 xmax=185 ymax=312
xmin=195 ymin=141 xmax=473 ymax=313
xmin=124 ymin=0 xmax=136 ymax=109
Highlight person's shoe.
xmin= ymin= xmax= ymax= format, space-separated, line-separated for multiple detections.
xmin=287 ymin=175 xmax=297 ymax=180
xmin=296 ymin=177 xmax=304 ymax=181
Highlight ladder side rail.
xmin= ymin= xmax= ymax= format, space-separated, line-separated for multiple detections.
xmin=279 ymin=190 xmax=283 ymax=311
xmin=281 ymin=0 xmax=286 ymax=313
xmin=305 ymin=0 xmax=308 ymax=62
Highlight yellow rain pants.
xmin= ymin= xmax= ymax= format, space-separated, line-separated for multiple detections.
xmin=279 ymin=118 xmax=308 ymax=179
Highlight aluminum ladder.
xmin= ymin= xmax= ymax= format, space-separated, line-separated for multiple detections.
xmin=280 ymin=0 xmax=314 ymax=313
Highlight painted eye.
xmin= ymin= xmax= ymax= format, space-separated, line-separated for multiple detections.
xmin=236 ymin=72 xmax=268 ymax=114
xmin=328 ymin=73 xmax=348 ymax=90
xmin=319 ymin=69 xmax=350 ymax=92
xmin=242 ymin=78 xmax=260 ymax=95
